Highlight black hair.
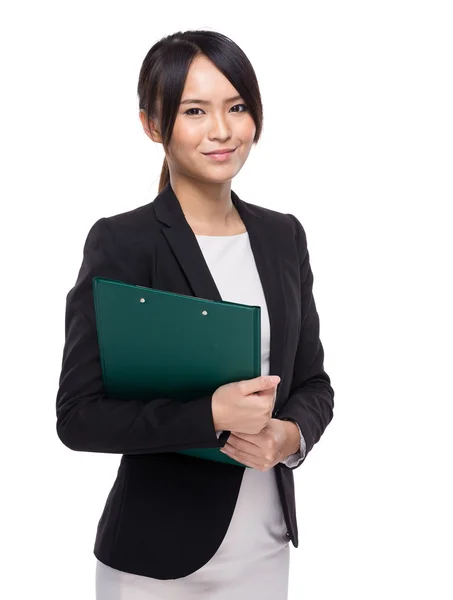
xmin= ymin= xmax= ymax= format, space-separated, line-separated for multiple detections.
xmin=137 ymin=30 xmax=264 ymax=193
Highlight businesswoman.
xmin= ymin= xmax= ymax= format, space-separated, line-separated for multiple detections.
xmin=56 ymin=29 xmax=334 ymax=599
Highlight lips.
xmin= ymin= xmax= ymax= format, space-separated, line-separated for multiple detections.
xmin=203 ymin=148 xmax=236 ymax=155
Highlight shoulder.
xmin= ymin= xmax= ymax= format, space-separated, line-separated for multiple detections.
xmin=240 ymin=197 xmax=308 ymax=254
xmin=83 ymin=201 xmax=157 ymax=250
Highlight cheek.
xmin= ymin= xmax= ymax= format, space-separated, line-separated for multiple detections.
xmin=237 ymin=118 xmax=257 ymax=146
xmin=168 ymin=136 xmax=199 ymax=164
xmin=171 ymin=120 xmax=202 ymax=148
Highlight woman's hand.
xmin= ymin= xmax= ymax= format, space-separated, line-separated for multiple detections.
xmin=220 ymin=418 xmax=299 ymax=471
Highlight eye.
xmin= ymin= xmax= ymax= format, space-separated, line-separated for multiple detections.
xmin=230 ymin=103 xmax=248 ymax=113
xmin=184 ymin=103 xmax=249 ymax=116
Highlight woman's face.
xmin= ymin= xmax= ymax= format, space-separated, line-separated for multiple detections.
xmin=142 ymin=54 xmax=257 ymax=184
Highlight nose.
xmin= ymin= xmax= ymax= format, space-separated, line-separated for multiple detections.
xmin=208 ymin=112 xmax=232 ymax=141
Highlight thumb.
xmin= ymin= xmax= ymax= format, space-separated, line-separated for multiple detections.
xmin=248 ymin=375 xmax=280 ymax=394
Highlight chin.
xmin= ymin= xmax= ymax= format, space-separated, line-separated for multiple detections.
xmin=193 ymin=163 xmax=237 ymax=178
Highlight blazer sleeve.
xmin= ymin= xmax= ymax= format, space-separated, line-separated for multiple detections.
xmin=279 ymin=419 xmax=307 ymax=469
xmin=55 ymin=217 xmax=223 ymax=455
xmin=276 ymin=214 xmax=335 ymax=467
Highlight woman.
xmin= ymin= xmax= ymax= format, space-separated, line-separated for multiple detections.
xmin=56 ymin=29 xmax=335 ymax=599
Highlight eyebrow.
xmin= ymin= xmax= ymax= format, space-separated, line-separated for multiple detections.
xmin=180 ymin=94 xmax=243 ymax=105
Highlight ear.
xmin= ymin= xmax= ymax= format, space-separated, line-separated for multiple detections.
xmin=139 ymin=110 xmax=163 ymax=144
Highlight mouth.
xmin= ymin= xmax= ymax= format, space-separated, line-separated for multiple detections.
xmin=202 ymin=148 xmax=237 ymax=161
xmin=203 ymin=147 xmax=237 ymax=155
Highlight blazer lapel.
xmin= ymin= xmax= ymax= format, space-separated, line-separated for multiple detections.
xmin=152 ymin=183 xmax=288 ymax=408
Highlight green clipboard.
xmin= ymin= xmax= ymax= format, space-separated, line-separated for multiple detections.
xmin=92 ymin=277 xmax=261 ymax=467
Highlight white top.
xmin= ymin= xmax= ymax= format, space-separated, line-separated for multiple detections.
xmin=196 ymin=231 xmax=305 ymax=467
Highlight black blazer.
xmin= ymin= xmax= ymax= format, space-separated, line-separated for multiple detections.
xmin=56 ymin=182 xmax=334 ymax=580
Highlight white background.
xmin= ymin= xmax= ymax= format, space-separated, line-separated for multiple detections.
xmin=1 ymin=1 xmax=452 ymax=598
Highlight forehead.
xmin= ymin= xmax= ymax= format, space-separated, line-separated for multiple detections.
xmin=183 ymin=55 xmax=238 ymax=98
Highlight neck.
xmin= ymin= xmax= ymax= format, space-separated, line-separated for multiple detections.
xmin=169 ymin=176 xmax=236 ymax=227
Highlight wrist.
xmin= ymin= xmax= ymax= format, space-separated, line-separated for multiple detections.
xmin=282 ymin=419 xmax=301 ymax=455
xmin=211 ymin=394 xmax=228 ymax=431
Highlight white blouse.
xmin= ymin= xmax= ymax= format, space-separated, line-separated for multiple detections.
xmin=196 ymin=231 xmax=306 ymax=468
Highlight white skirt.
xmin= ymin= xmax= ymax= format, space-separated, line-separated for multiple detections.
xmin=95 ymin=466 xmax=290 ymax=600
